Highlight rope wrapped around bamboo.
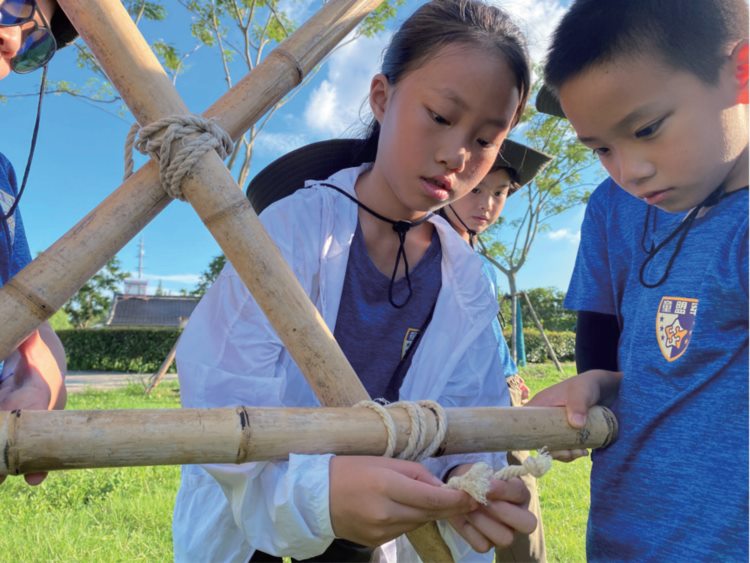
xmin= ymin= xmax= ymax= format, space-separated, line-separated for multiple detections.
xmin=0 ymin=405 xmax=618 ymax=475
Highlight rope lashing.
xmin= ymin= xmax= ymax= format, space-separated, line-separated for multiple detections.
xmin=444 ymin=448 xmax=553 ymax=505
xmin=124 ymin=115 xmax=234 ymax=201
xmin=355 ymin=400 xmax=448 ymax=461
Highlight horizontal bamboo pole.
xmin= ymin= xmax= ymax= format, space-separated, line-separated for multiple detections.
xmin=0 ymin=0 xmax=382 ymax=405
xmin=0 ymin=406 xmax=618 ymax=474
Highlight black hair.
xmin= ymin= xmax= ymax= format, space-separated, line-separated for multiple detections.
xmin=359 ymin=0 xmax=531 ymax=160
xmin=545 ymin=0 xmax=749 ymax=91
xmin=489 ymin=161 xmax=521 ymax=194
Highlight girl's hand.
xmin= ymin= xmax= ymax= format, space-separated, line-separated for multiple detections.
xmin=526 ymin=369 xmax=622 ymax=462
xmin=329 ymin=456 xmax=478 ymax=547
xmin=446 ymin=464 xmax=536 ymax=553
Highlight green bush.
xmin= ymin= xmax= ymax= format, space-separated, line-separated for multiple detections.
xmin=58 ymin=328 xmax=180 ymax=372
xmin=504 ymin=329 xmax=575 ymax=363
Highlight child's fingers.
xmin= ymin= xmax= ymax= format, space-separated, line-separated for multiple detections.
xmin=448 ymin=514 xmax=492 ymax=553
xmin=23 ymin=472 xmax=47 ymax=486
xmin=485 ymin=477 xmax=530 ymax=506
xmin=465 ymin=509 xmax=515 ymax=548
xmin=387 ymin=473 xmax=478 ymax=517
xmin=549 ymin=448 xmax=589 ymax=462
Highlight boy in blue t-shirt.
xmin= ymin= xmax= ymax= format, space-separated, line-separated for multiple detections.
xmin=0 ymin=1 xmax=77 ymax=486
xmin=529 ymin=0 xmax=748 ymax=560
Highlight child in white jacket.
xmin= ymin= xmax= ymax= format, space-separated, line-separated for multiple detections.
xmin=174 ymin=1 xmax=537 ymax=561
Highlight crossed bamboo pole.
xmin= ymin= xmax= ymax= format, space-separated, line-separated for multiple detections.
xmin=0 ymin=406 xmax=618 ymax=474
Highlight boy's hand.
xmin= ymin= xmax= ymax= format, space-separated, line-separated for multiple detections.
xmin=526 ymin=369 xmax=622 ymax=462
xmin=329 ymin=456 xmax=478 ymax=547
xmin=0 ymin=326 xmax=67 ymax=486
xmin=446 ymin=464 xmax=536 ymax=553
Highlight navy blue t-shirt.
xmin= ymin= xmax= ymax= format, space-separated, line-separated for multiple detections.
xmin=0 ymin=152 xmax=31 ymax=285
xmin=566 ymin=179 xmax=749 ymax=561
xmin=334 ymin=222 xmax=442 ymax=402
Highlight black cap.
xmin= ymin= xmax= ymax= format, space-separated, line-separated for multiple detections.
xmin=50 ymin=7 xmax=78 ymax=48
xmin=495 ymin=139 xmax=553 ymax=190
xmin=535 ymin=85 xmax=566 ymax=119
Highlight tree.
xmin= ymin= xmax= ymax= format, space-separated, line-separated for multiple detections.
xmin=63 ymin=257 xmax=129 ymax=328
xmin=192 ymin=254 xmax=226 ymax=296
xmin=478 ymin=80 xmax=602 ymax=340
xmin=499 ymin=287 xmax=576 ymax=332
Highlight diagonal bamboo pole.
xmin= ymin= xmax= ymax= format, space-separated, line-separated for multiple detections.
xmin=52 ymin=1 xmax=450 ymax=559
xmin=0 ymin=0 xmax=379 ymax=405
xmin=0 ymin=406 xmax=618 ymax=474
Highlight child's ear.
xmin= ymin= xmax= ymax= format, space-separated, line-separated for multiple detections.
xmin=731 ymin=40 xmax=748 ymax=105
xmin=369 ymin=73 xmax=390 ymax=123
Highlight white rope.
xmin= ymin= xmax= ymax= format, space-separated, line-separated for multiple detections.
xmin=355 ymin=399 xmax=448 ymax=461
xmin=444 ymin=448 xmax=553 ymax=504
xmin=123 ymin=115 xmax=234 ymax=201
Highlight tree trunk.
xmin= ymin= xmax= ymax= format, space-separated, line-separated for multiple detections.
xmin=508 ymin=274 xmax=518 ymax=363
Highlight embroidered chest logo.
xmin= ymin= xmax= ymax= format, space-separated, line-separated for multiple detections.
xmin=401 ymin=328 xmax=420 ymax=359
xmin=656 ymin=296 xmax=698 ymax=362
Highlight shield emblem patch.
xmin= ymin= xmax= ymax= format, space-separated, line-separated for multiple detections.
xmin=656 ymin=296 xmax=698 ymax=362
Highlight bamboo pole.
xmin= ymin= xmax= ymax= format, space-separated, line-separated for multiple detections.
xmin=0 ymin=406 xmax=618 ymax=475
xmin=53 ymin=2 xmax=449 ymax=559
xmin=521 ymin=291 xmax=564 ymax=373
xmin=0 ymin=0 xmax=382 ymax=406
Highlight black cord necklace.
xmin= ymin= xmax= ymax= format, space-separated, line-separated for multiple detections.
xmin=446 ymin=204 xmax=478 ymax=248
xmin=639 ymin=184 xmax=727 ymax=288
xmin=317 ymin=182 xmax=432 ymax=308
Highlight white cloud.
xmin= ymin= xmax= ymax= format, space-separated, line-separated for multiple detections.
xmin=303 ymin=31 xmax=391 ymax=136
xmin=548 ymin=228 xmax=580 ymax=244
xmin=494 ymin=0 xmax=567 ymax=64
xmin=254 ymin=131 xmax=311 ymax=159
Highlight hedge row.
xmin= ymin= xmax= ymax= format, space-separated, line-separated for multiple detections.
xmin=58 ymin=327 xmax=575 ymax=372
xmin=503 ymin=329 xmax=576 ymax=363
xmin=58 ymin=329 xmax=181 ymax=373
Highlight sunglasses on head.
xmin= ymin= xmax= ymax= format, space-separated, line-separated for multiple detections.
xmin=0 ymin=0 xmax=57 ymax=73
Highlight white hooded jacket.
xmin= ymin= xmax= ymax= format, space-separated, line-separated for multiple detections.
xmin=173 ymin=165 xmax=510 ymax=563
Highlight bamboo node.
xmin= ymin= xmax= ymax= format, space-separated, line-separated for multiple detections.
xmin=271 ymin=47 xmax=305 ymax=85
xmin=354 ymin=399 xmax=447 ymax=461
xmin=124 ymin=115 xmax=234 ymax=201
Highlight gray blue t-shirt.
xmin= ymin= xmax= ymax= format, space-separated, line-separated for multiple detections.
xmin=566 ymin=178 xmax=748 ymax=561
xmin=0 ymin=152 xmax=31 ymax=284
xmin=334 ymin=222 xmax=442 ymax=402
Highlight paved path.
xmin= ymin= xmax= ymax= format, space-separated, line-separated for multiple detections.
xmin=65 ymin=371 xmax=178 ymax=393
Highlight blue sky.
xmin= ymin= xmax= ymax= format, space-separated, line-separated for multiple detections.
xmin=0 ymin=0 xmax=596 ymax=296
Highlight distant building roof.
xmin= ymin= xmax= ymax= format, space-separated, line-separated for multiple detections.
xmin=106 ymin=294 xmax=199 ymax=328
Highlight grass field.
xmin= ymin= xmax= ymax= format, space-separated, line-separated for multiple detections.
xmin=0 ymin=364 xmax=590 ymax=562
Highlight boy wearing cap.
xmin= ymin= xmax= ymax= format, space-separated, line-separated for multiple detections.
xmin=529 ymin=0 xmax=748 ymax=560
xmin=0 ymin=0 xmax=77 ymax=486
xmin=441 ymin=139 xmax=552 ymax=563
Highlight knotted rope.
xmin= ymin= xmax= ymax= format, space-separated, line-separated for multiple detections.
xmin=445 ymin=448 xmax=553 ymax=505
xmin=355 ymin=400 xmax=447 ymax=461
xmin=357 ymin=399 xmax=553 ymax=503
xmin=124 ymin=115 xmax=234 ymax=201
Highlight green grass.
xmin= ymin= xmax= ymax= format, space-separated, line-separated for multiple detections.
xmin=0 ymin=367 xmax=590 ymax=562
